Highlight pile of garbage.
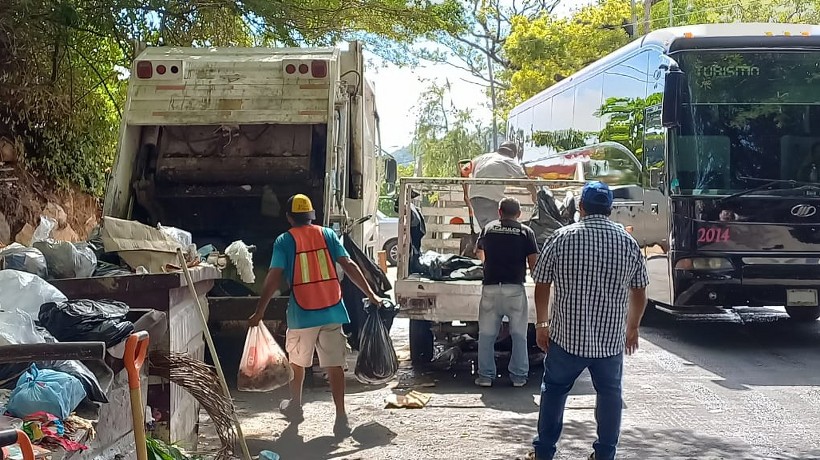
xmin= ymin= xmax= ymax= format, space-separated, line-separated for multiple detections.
xmin=0 ymin=213 xmax=258 ymax=454
xmin=1 ymin=213 xmax=256 ymax=281
xmin=0 ymin=269 xmax=141 ymax=452
xmin=0 ymin=215 xmax=202 ymax=454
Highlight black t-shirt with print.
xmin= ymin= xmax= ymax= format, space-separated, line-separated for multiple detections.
xmin=476 ymin=219 xmax=539 ymax=285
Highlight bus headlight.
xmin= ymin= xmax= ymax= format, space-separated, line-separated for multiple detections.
xmin=675 ymin=257 xmax=733 ymax=270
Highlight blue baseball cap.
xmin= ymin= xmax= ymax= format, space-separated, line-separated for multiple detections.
xmin=581 ymin=181 xmax=613 ymax=214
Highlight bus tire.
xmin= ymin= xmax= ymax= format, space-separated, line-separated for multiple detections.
xmin=409 ymin=319 xmax=434 ymax=365
xmin=785 ymin=306 xmax=820 ymax=322
xmin=641 ymin=300 xmax=666 ymax=326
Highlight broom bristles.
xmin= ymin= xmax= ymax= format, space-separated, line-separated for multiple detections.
xmin=149 ymin=351 xmax=238 ymax=459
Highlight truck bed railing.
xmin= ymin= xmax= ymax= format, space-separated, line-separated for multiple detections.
xmin=396 ymin=177 xmax=586 ymax=279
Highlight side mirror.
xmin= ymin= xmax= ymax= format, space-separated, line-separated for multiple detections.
xmin=385 ymin=157 xmax=398 ymax=185
xmin=662 ymin=65 xmax=684 ymax=128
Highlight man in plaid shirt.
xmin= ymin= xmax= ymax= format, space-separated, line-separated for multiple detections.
xmin=530 ymin=181 xmax=649 ymax=460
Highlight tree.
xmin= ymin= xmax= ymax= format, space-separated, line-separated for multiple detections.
xmin=418 ymin=1 xmax=557 ymax=87
xmin=0 ymin=0 xmax=464 ymax=195
xmin=500 ymin=0 xmax=632 ymax=114
xmin=648 ymin=0 xmax=820 ymax=29
xmin=410 ymin=80 xmax=491 ymax=177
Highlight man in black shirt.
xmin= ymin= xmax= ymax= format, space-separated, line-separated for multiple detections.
xmin=475 ymin=197 xmax=539 ymax=387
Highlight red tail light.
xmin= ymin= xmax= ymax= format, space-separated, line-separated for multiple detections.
xmin=156 ymin=64 xmax=167 ymax=75
xmin=311 ymin=60 xmax=328 ymax=78
xmin=298 ymin=64 xmax=309 ymax=74
xmin=285 ymin=64 xmax=296 ymax=74
xmin=136 ymin=61 xmax=152 ymax=79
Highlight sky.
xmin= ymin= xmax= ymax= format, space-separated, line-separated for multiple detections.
xmin=368 ymin=0 xmax=593 ymax=152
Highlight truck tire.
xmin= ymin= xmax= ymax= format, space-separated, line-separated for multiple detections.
xmin=409 ymin=319 xmax=434 ymax=365
xmin=785 ymin=306 xmax=820 ymax=322
xmin=383 ymin=238 xmax=398 ymax=267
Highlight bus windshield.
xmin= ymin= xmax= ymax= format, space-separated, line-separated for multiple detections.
xmin=671 ymin=50 xmax=820 ymax=195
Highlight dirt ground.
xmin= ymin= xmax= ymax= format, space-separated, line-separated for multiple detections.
xmin=201 ymin=319 xmax=544 ymax=460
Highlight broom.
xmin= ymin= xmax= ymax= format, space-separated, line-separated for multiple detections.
xmin=149 ymin=351 xmax=238 ymax=459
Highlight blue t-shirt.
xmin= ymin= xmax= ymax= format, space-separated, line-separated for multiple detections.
xmin=270 ymin=226 xmax=351 ymax=329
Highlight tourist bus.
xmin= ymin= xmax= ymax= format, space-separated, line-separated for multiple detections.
xmin=507 ymin=23 xmax=820 ymax=322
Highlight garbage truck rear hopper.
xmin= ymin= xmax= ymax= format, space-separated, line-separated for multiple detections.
xmin=104 ymin=43 xmax=396 ymax=328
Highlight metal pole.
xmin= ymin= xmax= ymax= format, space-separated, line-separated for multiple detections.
xmin=630 ymin=0 xmax=637 ymax=36
xmin=644 ymin=0 xmax=652 ymax=33
xmin=485 ymin=37 xmax=498 ymax=151
xmin=669 ymin=0 xmax=674 ymax=26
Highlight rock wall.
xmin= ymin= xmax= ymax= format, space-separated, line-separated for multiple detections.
xmin=0 ymin=162 xmax=100 ymax=247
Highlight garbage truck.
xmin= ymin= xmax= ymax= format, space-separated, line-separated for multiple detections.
xmin=103 ymin=42 xmax=396 ymax=334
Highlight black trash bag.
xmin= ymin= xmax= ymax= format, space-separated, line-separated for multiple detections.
xmin=449 ymin=265 xmax=484 ymax=280
xmin=343 ymin=234 xmax=391 ymax=295
xmin=342 ymin=234 xmax=392 ymax=349
xmin=38 ymin=299 xmax=135 ymax=348
xmin=526 ymin=188 xmax=569 ymax=248
xmin=93 ymin=261 xmax=132 ymax=277
xmin=418 ymin=251 xmax=482 ymax=281
xmin=354 ymin=300 xmax=399 ymax=385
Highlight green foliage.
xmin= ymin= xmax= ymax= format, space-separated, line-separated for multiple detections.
xmin=0 ymin=0 xmax=463 ymax=195
xmin=596 ymin=93 xmax=662 ymax=162
xmin=0 ymin=0 xmax=127 ymax=195
xmin=410 ymin=80 xmax=491 ymax=177
xmin=379 ymin=162 xmax=414 ymax=215
xmin=146 ymin=436 xmax=201 ymax=460
xmin=500 ymin=0 xmax=632 ymax=114
xmin=532 ymin=129 xmax=592 ymax=152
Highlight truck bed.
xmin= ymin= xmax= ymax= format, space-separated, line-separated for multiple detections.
xmin=396 ymin=275 xmax=538 ymax=323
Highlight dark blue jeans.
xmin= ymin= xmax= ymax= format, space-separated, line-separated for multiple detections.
xmin=533 ymin=341 xmax=624 ymax=460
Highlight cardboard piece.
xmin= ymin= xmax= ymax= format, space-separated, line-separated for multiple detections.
xmin=384 ymin=390 xmax=431 ymax=409
xmin=100 ymin=217 xmax=181 ymax=273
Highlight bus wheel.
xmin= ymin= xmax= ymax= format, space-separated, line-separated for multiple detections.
xmin=409 ymin=319 xmax=434 ymax=365
xmin=785 ymin=306 xmax=820 ymax=322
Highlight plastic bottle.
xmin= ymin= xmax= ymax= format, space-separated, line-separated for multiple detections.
xmin=259 ymin=451 xmax=280 ymax=460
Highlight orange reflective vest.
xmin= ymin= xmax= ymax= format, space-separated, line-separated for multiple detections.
xmin=288 ymin=225 xmax=342 ymax=310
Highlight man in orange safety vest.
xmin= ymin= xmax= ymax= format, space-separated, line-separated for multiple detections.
xmin=249 ymin=194 xmax=381 ymax=437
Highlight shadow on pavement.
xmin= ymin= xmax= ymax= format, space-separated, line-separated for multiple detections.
xmin=556 ymin=419 xmax=818 ymax=459
xmin=245 ymin=420 xmax=396 ymax=460
xmin=641 ymin=314 xmax=820 ymax=387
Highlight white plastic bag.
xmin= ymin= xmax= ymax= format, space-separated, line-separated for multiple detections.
xmin=225 ymin=240 xmax=255 ymax=283
xmin=0 ymin=309 xmax=46 ymax=346
xmin=0 ymin=243 xmax=48 ymax=278
xmin=33 ymin=240 xmax=97 ymax=279
xmin=158 ymin=224 xmax=193 ymax=248
xmin=0 ymin=270 xmax=67 ymax=318
xmin=32 ymin=216 xmax=56 ymax=244
xmin=237 ymin=323 xmax=292 ymax=392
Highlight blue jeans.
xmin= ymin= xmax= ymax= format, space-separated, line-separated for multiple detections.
xmin=477 ymin=283 xmax=529 ymax=382
xmin=533 ymin=341 xmax=623 ymax=460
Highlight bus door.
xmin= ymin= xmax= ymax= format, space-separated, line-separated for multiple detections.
xmin=581 ymin=142 xmax=647 ymax=243
xmin=643 ymin=104 xmax=670 ymax=250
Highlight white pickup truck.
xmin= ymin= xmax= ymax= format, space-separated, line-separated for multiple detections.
xmin=394 ymin=177 xmax=588 ymax=363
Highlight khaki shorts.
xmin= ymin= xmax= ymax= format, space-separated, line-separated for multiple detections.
xmin=286 ymin=324 xmax=347 ymax=368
